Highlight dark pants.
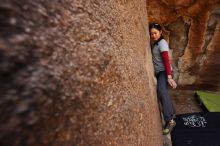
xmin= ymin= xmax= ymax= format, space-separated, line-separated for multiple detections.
xmin=156 ymin=71 xmax=175 ymax=122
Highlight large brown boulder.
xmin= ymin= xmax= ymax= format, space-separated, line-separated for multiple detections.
xmin=0 ymin=0 xmax=162 ymax=146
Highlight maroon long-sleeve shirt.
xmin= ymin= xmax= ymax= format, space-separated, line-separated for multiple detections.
xmin=161 ymin=51 xmax=172 ymax=76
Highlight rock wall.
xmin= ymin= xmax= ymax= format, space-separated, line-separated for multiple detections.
xmin=0 ymin=0 xmax=162 ymax=146
xmin=147 ymin=0 xmax=220 ymax=91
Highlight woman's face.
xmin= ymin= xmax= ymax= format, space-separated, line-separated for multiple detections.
xmin=150 ymin=28 xmax=162 ymax=41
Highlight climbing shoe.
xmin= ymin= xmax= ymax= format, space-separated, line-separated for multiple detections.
xmin=163 ymin=119 xmax=176 ymax=135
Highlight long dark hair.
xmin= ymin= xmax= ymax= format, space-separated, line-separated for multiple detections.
xmin=149 ymin=23 xmax=164 ymax=46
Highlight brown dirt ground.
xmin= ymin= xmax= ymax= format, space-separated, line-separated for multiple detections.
xmin=169 ymin=89 xmax=202 ymax=115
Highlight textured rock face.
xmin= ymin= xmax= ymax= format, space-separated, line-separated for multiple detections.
xmin=0 ymin=0 xmax=162 ymax=146
xmin=147 ymin=0 xmax=220 ymax=91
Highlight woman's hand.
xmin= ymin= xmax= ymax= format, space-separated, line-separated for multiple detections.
xmin=168 ymin=78 xmax=177 ymax=89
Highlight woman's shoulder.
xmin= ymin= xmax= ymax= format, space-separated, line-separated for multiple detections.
xmin=158 ymin=39 xmax=168 ymax=45
xmin=158 ymin=39 xmax=169 ymax=49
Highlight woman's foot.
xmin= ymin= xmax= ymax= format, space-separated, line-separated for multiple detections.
xmin=163 ymin=119 xmax=176 ymax=135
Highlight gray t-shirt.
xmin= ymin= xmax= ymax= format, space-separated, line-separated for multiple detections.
xmin=152 ymin=39 xmax=170 ymax=73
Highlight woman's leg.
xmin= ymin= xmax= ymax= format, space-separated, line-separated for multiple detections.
xmin=156 ymin=71 xmax=175 ymax=122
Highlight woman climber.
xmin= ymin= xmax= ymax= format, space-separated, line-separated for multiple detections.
xmin=149 ymin=23 xmax=177 ymax=135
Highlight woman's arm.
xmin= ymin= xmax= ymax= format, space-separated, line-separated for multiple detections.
xmin=161 ymin=51 xmax=172 ymax=76
xmin=161 ymin=51 xmax=177 ymax=89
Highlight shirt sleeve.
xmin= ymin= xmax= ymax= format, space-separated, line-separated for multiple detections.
xmin=161 ymin=51 xmax=172 ymax=76
xmin=158 ymin=39 xmax=169 ymax=52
